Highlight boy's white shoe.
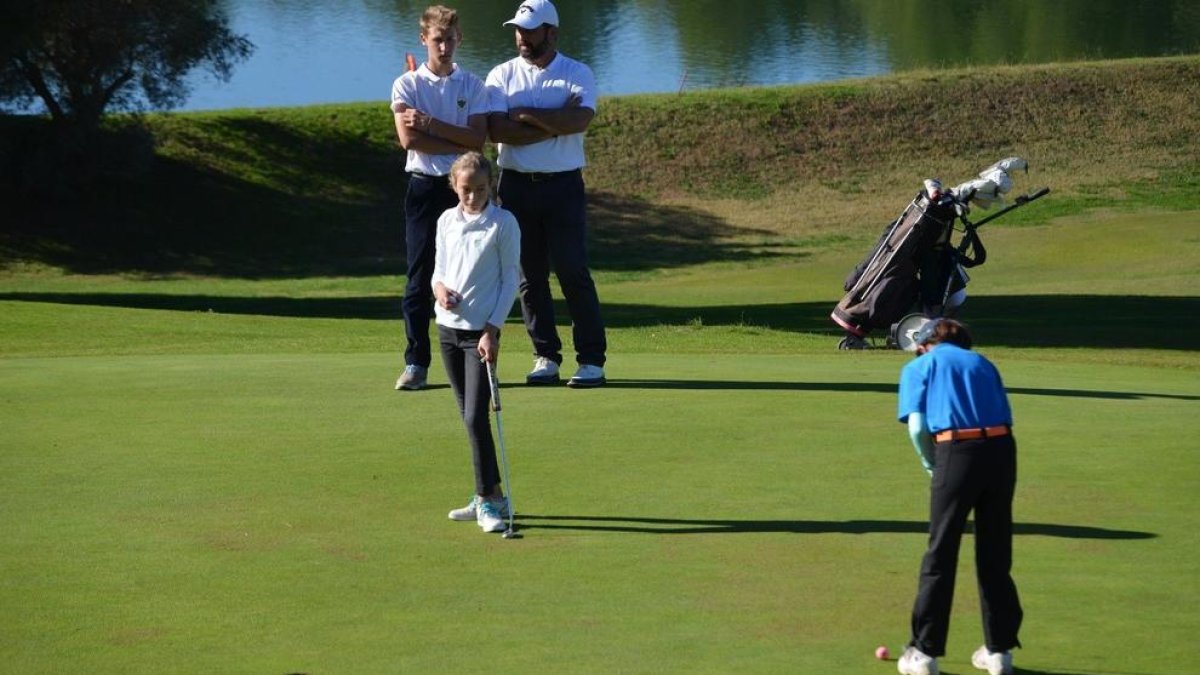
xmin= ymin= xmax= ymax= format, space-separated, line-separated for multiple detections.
xmin=476 ymin=499 xmax=506 ymax=533
xmin=395 ymin=365 xmax=427 ymax=390
xmin=897 ymin=646 xmax=938 ymax=675
xmin=448 ymin=495 xmax=510 ymax=521
xmin=970 ymin=646 xmax=1013 ymax=675
xmin=526 ymin=356 xmax=560 ymax=385
xmin=567 ymin=364 xmax=606 ymax=388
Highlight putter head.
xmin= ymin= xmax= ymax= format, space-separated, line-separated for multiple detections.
xmin=502 ymin=528 xmax=522 ymax=539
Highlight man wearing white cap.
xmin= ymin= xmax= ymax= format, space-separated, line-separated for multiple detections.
xmin=485 ymin=0 xmax=608 ymax=388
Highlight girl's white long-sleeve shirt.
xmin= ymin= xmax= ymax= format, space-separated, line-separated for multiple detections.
xmin=431 ymin=202 xmax=521 ymax=331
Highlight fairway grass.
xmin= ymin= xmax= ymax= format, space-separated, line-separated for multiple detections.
xmin=2 ymin=209 xmax=1199 ymax=673
xmin=1 ymin=351 xmax=1196 ymax=674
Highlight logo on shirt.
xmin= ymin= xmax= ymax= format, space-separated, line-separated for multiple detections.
xmin=457 ymin=98 xmax=466 ymax=109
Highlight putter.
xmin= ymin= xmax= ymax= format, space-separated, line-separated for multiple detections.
xmin=484 ymin=359 xmax=521 ymax=539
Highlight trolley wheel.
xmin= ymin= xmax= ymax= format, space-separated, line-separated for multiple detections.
xmin=837 ymin=334 xmax=869 ymax=350
xmin=891 ymin=313 xmax=932 ymax=352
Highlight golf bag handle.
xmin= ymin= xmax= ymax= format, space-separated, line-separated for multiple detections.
xmin=967 ymin=186 xmax=1051 ymax=229
xmin=485 ymin=360 xmax=502 ymax=412
xmin=955 ymin=224 xmax=987 ymax=267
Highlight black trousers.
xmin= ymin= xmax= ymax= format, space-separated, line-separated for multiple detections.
xmin=498 ymin=169 xmax=606 ymax=367
xmin=437 ymin=325 xmax=500 ymax=496
xmin=911 ymin=434 xmax=1023 ymax=656
xmin=402 ymin=174 xmax=457 ymax=368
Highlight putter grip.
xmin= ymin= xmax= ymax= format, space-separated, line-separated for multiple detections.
xmin=486 ymin=361 xmax=502 ymax=412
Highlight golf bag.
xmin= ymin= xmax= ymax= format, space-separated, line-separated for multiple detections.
xmin=830 ymin=157 xmax=1047 ymax=349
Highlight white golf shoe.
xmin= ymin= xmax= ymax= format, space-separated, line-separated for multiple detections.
xmin=970 ymin=646 xmax=1013 ymax=675
xmin=476 ymin=499 xmax=506 ymax=533
xmin=897 ymin=646 xmax=938 ymax=675
xmin=567 ymin=364 xmax=605 ymax=388
xmin=395 ymin=365 xmax=427 ymax=390
xmin=526 ymin=356 xmax=560 ymax=385
xmin=448 ymin=495 xmax=510 ymax=522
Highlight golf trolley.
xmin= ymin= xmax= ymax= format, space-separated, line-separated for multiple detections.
xmin=830 ymin=157 xmax=1049 ymax=350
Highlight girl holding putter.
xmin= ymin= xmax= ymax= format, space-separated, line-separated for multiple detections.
xmin=432 ymin=152 xmax=521 ymax=533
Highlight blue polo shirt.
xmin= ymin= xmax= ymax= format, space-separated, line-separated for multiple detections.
xmin=898 ymin=343 xmax=1012 ymax=434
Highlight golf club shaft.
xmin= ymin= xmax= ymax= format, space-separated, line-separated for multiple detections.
xmin=486 ymin=359 xmax=501 ymax=412
xmin=485 ymin=360 xmax=516 ymax=533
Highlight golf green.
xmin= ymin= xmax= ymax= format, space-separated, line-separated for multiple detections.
xmin=2 ymin=346 xmax=1196 ymax=673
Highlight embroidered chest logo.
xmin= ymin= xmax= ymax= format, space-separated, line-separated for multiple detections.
xmin=457 ymin=98 xmax=466 ymax=109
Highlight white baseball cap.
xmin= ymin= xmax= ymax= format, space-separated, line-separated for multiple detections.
xmin=503 ymin=0 xmax=559 ymax=29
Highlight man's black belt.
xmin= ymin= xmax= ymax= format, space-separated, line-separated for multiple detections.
xmin=409 ymin=171 xmax=448 ymax=181
xmin=503 ymin=168 xmax=580 ymax=182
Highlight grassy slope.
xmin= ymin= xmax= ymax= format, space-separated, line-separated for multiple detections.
xmin=1 ymin=56 xmax=1197 ymax=275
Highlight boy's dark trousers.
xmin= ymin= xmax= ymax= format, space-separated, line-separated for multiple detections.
xmin=910 ymin=434 xmax=1023 ymax=656
xmin=402 ymin=174 xmax=457 ymax=368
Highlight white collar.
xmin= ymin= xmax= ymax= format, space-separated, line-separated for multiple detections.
xmin=454 ymin=202 xmax=494 ymax=225
xmin=518 ymin=52 xmax=559 ymax=73
xmin=417 ymin=63 xmax=461 ymax=82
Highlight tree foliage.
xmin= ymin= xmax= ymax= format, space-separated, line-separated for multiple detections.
xmin=0 ymin=0 xmax=253 ymax=132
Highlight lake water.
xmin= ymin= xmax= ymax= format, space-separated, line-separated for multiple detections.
xmin=179 ymin=0 xmax=1199 ymax=111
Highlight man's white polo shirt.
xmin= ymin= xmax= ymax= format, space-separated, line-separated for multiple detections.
xmin=485 ymin=52 xmax=597 ymax=173
xmin=390 ymin=64 xmax=488 ymax=176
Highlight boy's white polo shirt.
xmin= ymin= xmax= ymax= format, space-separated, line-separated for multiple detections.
xmin=485 ymin=52 xmax=596 ymax=173
xmin=390 ymin=63 xmax=488 ymax=176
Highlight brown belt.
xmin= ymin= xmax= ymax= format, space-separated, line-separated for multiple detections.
xmin=934 ymin=425 xmax=1010 ymax=443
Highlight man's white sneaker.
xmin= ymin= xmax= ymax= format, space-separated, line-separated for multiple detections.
xmin=897 ymin=646 xmax=938 ymax=675
xmin=395 ymin=365 xmax=428 ymax=390
xmin=567 ymin=364 xmax=606 ymax=388
xmin=971 ymin=646 xmax=1013 ymax=675
xmin=447 ymin=495 xmax=510 ymax=521
xmin=476 ymin=499 xmax=506 ymax=533
xmin=526 ymin=356 xmax=560 ymax=385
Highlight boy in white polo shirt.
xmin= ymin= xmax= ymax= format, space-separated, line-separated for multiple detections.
xmin=485 ymin=0 xmax=608 ymax=388
xmin=433 ymin=152 xmax=521 ymax=533
xmin=391 ymin=5 xmax=489 ymax=391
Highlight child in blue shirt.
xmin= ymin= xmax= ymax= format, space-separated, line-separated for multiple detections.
xmin=896 ymin=319 xmax=1022 ymax=675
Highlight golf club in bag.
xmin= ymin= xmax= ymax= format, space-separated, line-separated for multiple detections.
xmin=484 ymin=360 xmax=521 ymax=539
xmin=830 ymin=157 xmax=1050 ymax=350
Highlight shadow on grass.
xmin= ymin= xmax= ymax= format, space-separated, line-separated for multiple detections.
xmin=513 ymin=515 xmax=1155 ymax=539
xmin=3 ymin=292 xmax=1195 ymax=352
xmin=2 ymin=114 xmax=791 ymax=278
xmin=939 ymin=670 xmax=1159 ymax=675
xmin=0 ymin=291 xmax=405 ymax=319
xmin=3 ymin=118 xmax=402 ymax=278
xmin=1009 ymin=670 xmax=1165 ymax=675
xmin=602 ymin=295 xmax=1200 ymax=351
xmin=587 ymin=191 xmax=793 ymax=271
xmin=604 ymin=379 xmax=1199 ymax=401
